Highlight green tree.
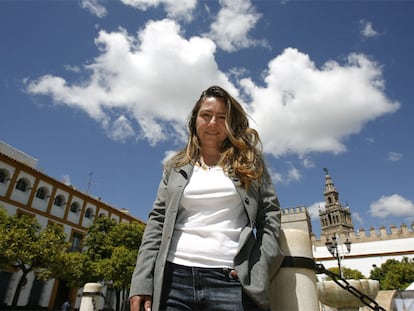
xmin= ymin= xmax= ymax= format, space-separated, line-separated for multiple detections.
xmin=370 ymin=257 xmax=414 ymax=290
xmin=0 ymin=212 xmax=70 ymax=306
xmin=82 ymin=216 xmax=145 ymax=311
xmin=106 ymin=221 xmax=144 ymax=311
xmin=0 ymin=206 xmax=7 ymax=222
xmin=84 ymin=216 xmax=117 ymax=262
xmin=47 ymin=250 xmax=94 ymax=288
xmin=0 ymin=206 xmax=9 ymax=269
xmin=327 ymin=266 xmax=365 ymax=280
xmin=0 ymin=209 xmax=144 ymax=310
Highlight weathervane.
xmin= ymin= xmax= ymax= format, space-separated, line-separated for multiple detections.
xmin=323 ymin=167 xmax=329 ymax=175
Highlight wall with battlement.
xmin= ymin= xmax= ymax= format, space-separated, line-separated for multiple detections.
xmin=280 ymin=206 xmax=312 ymax=235
xmin=312 ymin=222 xmax=414 ymax=246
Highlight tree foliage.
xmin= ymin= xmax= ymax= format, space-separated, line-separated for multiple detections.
xmin=0 ymin=207 xmax=144 ymax=311
xmin=0 ymin=210 xmax=70 ymax=306
xmin=370 ymin=257 xmax=414 ymax=290
xmin=48 ymin=251 xmax=94 ymax=288
xmin=0 ymin=206 xmax=9 ymax=269
xmin=82 ymin=216 xmax=145 ymax=311
xmin=326 ymin=266 xmax=366 ymax=280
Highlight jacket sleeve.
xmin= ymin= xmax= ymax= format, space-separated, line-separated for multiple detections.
xmin=129 ymin=167 xmax=170 ymax=298
xmin=255 ymin=168 xmax=284 ymax=279
xmin=236 ymin=167 xmax=284 ymax=309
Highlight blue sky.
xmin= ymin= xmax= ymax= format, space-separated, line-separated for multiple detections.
xmin=1 ymin=0 xmax=413 ymax=237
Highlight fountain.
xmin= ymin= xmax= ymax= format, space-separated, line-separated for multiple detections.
xmin=317 ymin=279 xmax=380 ymax=311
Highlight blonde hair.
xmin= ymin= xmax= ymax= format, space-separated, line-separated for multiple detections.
xmin=168 ymin=85 xmax=264 ymax=189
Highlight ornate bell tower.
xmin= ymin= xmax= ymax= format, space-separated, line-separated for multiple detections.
xmin=319 ymin=168 xmax=354 ymax=236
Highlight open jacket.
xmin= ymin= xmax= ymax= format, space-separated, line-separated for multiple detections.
xmin=129 ymin=163 xmax=284 ymax=310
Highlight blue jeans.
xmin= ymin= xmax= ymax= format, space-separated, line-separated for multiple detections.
xmin=159 ymin=262 xmax=263 ymax=311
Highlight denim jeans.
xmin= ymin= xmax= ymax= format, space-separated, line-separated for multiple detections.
xmin=159 ymin=262 xmax=263 ymax=311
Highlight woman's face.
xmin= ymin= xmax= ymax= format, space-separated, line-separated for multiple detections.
xmin=195 ymin=96 xmax=228 ymax=151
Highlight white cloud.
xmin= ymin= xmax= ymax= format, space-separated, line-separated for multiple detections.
xmin=360 ymin=19 xmax=379 ymax=39
xmin=106 ymin=115 xmax=135 ymax=142
xmin=269 ymin=162 xmax=301 ymax=184
xmin=307 ymin=201 xmax=324 ymax=220
xmin=207 ymin=0 xmax=264 ymax=52
xmin=387 ymin=151 xmax=402 ymax=162
xmin=120 ymin=0 xmax=196 ymax=21
xmin=370 ymin=194 xmax=414 ymax=218
xmin=26 ymin=24 xmax=400 ymax=158
xmin=27 ymin=19 xmax=234 ymax=144
xmin=286 ymin=164 xmax=301 ymax=183
xmin=364 ymin=137 xmax=375 ymax=145
xmin=162 ymin=150 xmax=178 ymax=164
xmin=64 ymin=65 xmax=81 ymax=73
xmin=269 ymin=169 xmax=282 ymax=185
xmin=80 ymin=0 xmax=107 ymax=18
xmin=352 ymin=212 xmax=364 ymax=226
xmin=80 ymin=0 xmax=196 ymax=21
xmin=301 ymin=156 xmax=315 ymax=169
xmin=240 ymin=48 xmax=400 ymax=157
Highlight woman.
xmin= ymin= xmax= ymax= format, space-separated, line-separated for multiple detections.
xmin=129 ymin=86 xmax=283 ymax=311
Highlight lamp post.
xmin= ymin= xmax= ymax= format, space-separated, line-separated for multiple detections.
xmin=325 ymin=235 xmax=352 ymax=278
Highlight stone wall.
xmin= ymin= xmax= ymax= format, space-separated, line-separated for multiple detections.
xmin=281 ymin=206 xmax=312 ymax=234
xmin=312 ymin=222 xmax=414 ymax=246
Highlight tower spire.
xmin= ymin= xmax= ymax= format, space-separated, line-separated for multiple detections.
xmin=319 ymin=168 xmax=354 ymax=236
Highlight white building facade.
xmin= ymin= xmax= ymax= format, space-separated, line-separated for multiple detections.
xmin=0 ymin=141 xmax=143 ymax=310
xmin=312 ymin=170 xmax=414 ymax=279
xmin=311 ymin=169 xmax=414 ymax=310
xmin=313 ymin=227 xmax=414 ymax=278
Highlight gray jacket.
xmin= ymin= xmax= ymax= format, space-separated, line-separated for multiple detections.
xmin=129 ymin=163 xmax=284 ymax=310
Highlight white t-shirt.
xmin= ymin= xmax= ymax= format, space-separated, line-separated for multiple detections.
xmin=167 ymin=165 xmax=248 ymax=268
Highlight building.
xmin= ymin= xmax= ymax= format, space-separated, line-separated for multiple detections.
xmin=312 ymin=168 xmax=414 ymax=280
xmin=0 ymin=141 xmax=144 ymax=310
xmin=308 ymin=169 xmax=414 ymax=310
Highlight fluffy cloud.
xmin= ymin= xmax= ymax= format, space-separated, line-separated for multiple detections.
xmin=107 ymin=115 xmax=135 ymax=142
xmin=27 ymin=19 xmax=234 ymax=145
xmin=241 ymin=48 xmax=400 ymax=157
xmin=81 ymin=0 xmax=196 ymax=20
xmin=268 ymin=162 xmax=301 ymax=185
xmin=306 ymin=201 xmax=324 ymax=220
xmin=360 ymin=19 xmax=379 ymax=39
xmin=207 ymin=0 xmax=264 ymax=52
xmin=387 ymin=151 xmax=402 ymax=162
xmin=80 ymin=0 xmax=107 ymax=18
xmin=351 ymin=212 xmax=364 ymax=226
xmin=120 ymin=0 xmax=196 ymax=20
xmin=27 ymin=17 xmax=399 ymax=158
xmin=370 ymin=194 xmax=414 ymax=218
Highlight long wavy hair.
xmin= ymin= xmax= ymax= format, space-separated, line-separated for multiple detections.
xmin=168 ymin=85 xmax=264 ymax=189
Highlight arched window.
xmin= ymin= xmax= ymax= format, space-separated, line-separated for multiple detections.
xmin=54 ymin=195 xmax=65 ymax=207
xmin=15 ymin=178 xmax=28 ymax=192
xmin=0 ymin=169 xmax=9 ymax=183
xmin=70 ymin=202 xmax=80 ymax=214
xmin=35 ymin=187 xmax=48 ymax=200
xmin=85 ymin=208 xmax=94 ymax=219
xmin=70 ymin=232 xmax=84 ymax=252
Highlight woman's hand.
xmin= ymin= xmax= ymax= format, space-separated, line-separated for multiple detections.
xmin=130 ymin=295 xmax=152 ymax=311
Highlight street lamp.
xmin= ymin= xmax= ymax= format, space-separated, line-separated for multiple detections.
xmin=325 ymin=235 xmax=352 ymax=278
